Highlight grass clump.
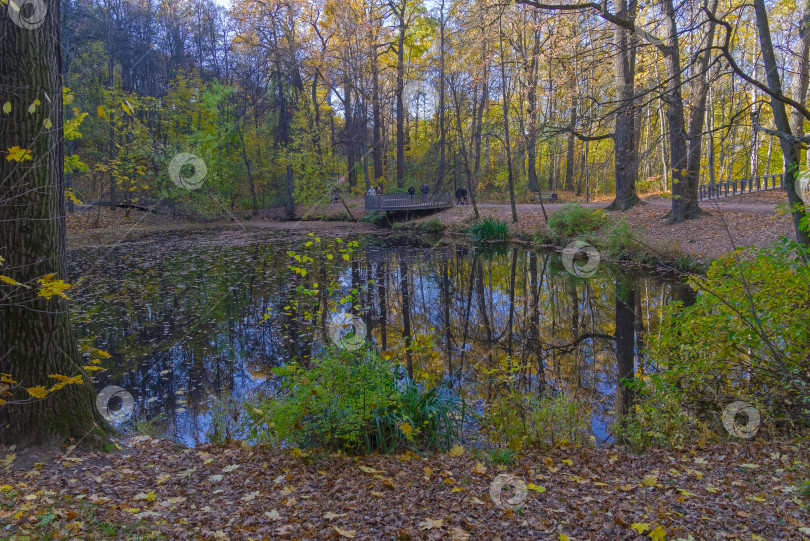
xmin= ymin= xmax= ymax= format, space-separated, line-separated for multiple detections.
xmin=546 ymin=203 xmax=605 ymax=237
xmin=468 ymin=217 xmax=510 ymax=242
xmin=246 ymin=347 xmax=465 ymax=454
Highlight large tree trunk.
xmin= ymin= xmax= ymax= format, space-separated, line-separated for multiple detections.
xmin=564 ymin=98 xmax=577 ymax=192
xmin=0 ymin=3 xmax=109 ymax=446
xmin=753 ymin=0 xmax=810 ymax=247
xmin=395 ymin=3 xmax=407 ymax=188
xmin=606 ymin=0 xmax=641 ymax=211
xmin=660 ymin=0 xmax=707 ymax=222
xmin=498 ymin=17 xmax=518 ymax=223
xmin=437 ymin=1 xmax=447 ymax=191
xmin=790 ymin=0 xmax=810 ymax=141
xmin=371 ymin=41 xmax=384 ymax=181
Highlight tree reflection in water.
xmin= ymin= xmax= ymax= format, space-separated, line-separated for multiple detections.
xmin=67 ymin=232 xmax=691 ymax=446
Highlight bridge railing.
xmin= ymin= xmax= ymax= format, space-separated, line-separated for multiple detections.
xmin=698 ymin=173 xmax=783 ymax=202
xmin=365 ymin=192 xmax=453 ymax=211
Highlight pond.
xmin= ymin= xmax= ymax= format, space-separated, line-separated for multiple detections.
xmin=67 ymin=230 xmax=692 ymax=447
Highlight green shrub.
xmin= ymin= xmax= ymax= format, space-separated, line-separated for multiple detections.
xmin=361 ymin=210 xmax=388 ymax=226
xmin=483 ymin=388 xmax=594 ymax=450
xmin=246 ymin=347 xmax=465 ymax=453
xmin=612 ymin=381 xmax=712 ymax=453
xmin=419 ymin=218 xmax=445 ymax=234
xmin=602 ymin=218 xmax=639 ymax=258
xmin=468 ymin=217 xmax=510 ymax=242
xmin=646 ymin=242 xmax=810 ymax=430
xmin=547 ymin=204 xmax=605 ymax=237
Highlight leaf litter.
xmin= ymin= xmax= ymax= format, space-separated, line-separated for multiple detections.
xmin=0 ymin=436 xmax=808 ymax=539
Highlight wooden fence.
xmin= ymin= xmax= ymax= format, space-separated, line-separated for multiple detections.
xmin=698 ymin=173 xmax=783 ymax=201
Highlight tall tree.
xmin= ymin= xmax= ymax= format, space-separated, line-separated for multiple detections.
xmin=0 ymin=1 xmax=108 ymax=444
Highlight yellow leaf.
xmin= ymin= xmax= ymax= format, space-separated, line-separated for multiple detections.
xmin=6 ymin=146 xmax=32 ymax=162
xmin=43 ymin=118 xmax=52 ymax=129
xmin=36 ymin=277 xmax=71 ymax=300
xmin=558 ymin=535 xmax=570 ymax=541
xmin=264 ymin=510 xmax=282 ymax=521
xmin=449 ymin=444 xmax=465 ymax=456
xmin=642 ymin=474 xmax=658 ymax=487
xmin=472 ymin=463 xmax=487 ymax=475
xmin=97 ymin=105 xmax=106 ymax=118
xmin=648 ymin=526 xmax=667 ymax=541
xmin=48 ymin=374 xmax=70 ymax=381
xmin=619 ymin=484 xmax=636 ymax=491
xmin=358 ymin=465 xmax=384 ymax=474
xmin=26 ymin=386 xmax=49 ymax=399
xmin=561 ymin=459 xmax=573 ymax=466
xmin=631 ymin=523 xmax=650 ymax=534
xmin=527 ymin=483 xmax=546 ymax=493
xmin=2 ymin=102 xmax=10 ymax=114
xmin=333 ymin=526 xmax=356 ymax=538
xmin=400 ymin=421 xmax=414 ymax=441
xmin=0 ymin=275 xmax=25 ymax=286
xmin=418 ymin=518 xmax=444 ymax=530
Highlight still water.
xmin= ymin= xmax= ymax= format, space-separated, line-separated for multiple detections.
xmin=67 ymin=230 xmax=690 ymax=446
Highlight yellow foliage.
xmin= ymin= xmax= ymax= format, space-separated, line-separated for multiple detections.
xmin=36 ymin=276 xmax=71 ymax=300
xmin=25 ymin=386 xmax=49 ymax=399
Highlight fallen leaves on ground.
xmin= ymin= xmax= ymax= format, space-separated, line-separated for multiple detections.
xmin=0 ymin=437 xmax=807 ymax=540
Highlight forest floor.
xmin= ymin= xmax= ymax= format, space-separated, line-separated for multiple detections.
xmin=1 ymin=436 xmax=808 ymax=540
xmin=66 ymin=189 xmax=796 ymax=262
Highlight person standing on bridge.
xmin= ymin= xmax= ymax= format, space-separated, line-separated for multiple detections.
xmin=461 ymin=187 xmax=469 ymax=205
xmin=455 ymin=186 xmax=462 ymax=205
xmin=366 ymin=186 xmax=376 ymax=197
xmin=407 ymin=185 xmax=415 ymax=200
xmin=420 ymin=183 xmax=429 ymax=203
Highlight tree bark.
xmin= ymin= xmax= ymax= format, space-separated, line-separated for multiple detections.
xmin=498 ymin=16 xmax=518 ymax=223
xmin=606 ymin=0 xmax=641 ymax=211
xmin=0 ymin=2 xmax=109 ymax=445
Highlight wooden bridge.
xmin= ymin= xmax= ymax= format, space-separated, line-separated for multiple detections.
xmin=698 ymin=173 xmax=784 ymax=201
xmin=365 ymin=193 xmax=454 ymax=211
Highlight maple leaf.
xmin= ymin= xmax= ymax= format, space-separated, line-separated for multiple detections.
xmin=358 ymin=465 xmax=384 ymax=474
xmin=36 ymin=277 xmax=71 ymax=300
xmin=472 ymin=463 xmax=487 ymax=474
xmin=264 ymin=510 xmax=282 ymax=521
xmin=222 ymin=464 xmax=240 ymax=473
xmin=527 ymin=483 xmax=546 ymax=493
xmin=648 ymin=526 xmax=667 ymax=541
xmin=419 ymin=518 xmax=444 ymax=530
xmin=6 ymin=146 xmax=32 ymax=162
xmin=642 ymin=474 xmax=659 ymax=487
xmin=449 ymin=444 xmax=465 ymax=456
xmin=561 ymin=459 xmax=574 ymax=466
xmin=25 ymin=386 xmax=49 ymax=399
xmin=631 ymin=523 xmax=651 ymax=534
xmin=558 ymin=535 xmax=570 ymax=541
xmin=208 ymin=474 xmax=223 ymax=483
xmin=333 ymin=526 xmax=356 ymax=538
